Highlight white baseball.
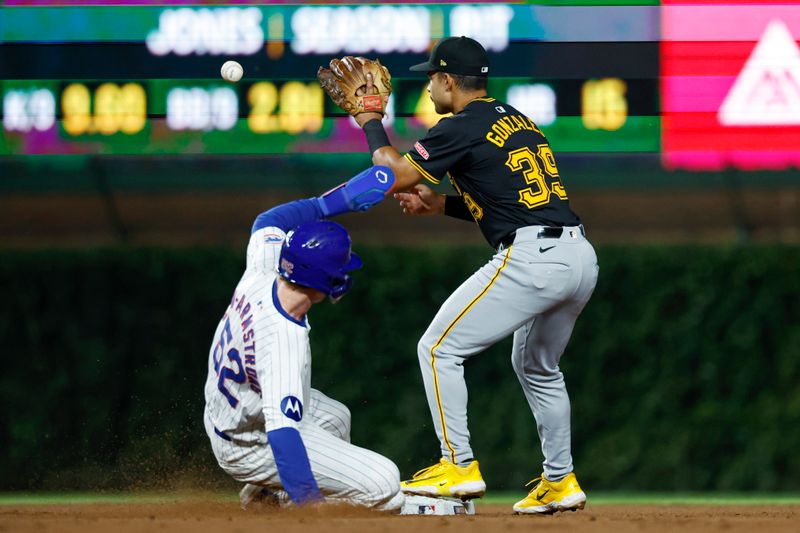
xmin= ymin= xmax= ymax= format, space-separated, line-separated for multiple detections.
xmin=221 ymin=60 xmax=243 ymax=82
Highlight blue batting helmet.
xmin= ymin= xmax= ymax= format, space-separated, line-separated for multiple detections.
xmin=277 ymin=220 xmax=362 ymax=299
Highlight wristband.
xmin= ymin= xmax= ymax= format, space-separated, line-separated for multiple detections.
xmin=363 ymin=119 xmax=391 ymax=154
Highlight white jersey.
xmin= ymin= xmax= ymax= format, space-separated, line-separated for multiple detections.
xmin=204 ymin=219 xmax=402 ymax=511
xmin=204 ymin=226 xmax=312 ymax=445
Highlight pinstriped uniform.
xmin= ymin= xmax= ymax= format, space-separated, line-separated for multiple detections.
xmin=203 ymin=226 xmax=402 ymax=510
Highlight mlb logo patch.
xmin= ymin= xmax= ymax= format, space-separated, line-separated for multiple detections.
xmin=495 ymin=106 xmax=506 ymax=113
xmin=280 ymin=258 xmax=294 ymax=275
xmin=414 ymin=141 xmax=430 ymax=160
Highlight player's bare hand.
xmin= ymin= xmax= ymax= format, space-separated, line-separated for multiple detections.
xmin=393 ymin=184 xmax=444 ymax=216
xmin=354 ymin=75 xmax=382 ymax=126
xmin=354 ymin=71 xmax=381 ymax=127
xmin=365 ymin=71 xmax=375 ymax=95
xmin=355 ymin=72 xmax=377 ymax=97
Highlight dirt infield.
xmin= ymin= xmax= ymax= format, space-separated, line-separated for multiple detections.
xmin=2 ymin=499 xmax=799 ymax=533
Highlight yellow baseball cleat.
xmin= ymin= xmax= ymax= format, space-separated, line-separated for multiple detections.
xmin=513 ymin=472 xmax=586 ymax=514
xmin=400 ymin=458 xmax=486 ymax=499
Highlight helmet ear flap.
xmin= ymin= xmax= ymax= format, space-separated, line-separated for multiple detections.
xmin=328 ymin=274 xmax=353 ymax=302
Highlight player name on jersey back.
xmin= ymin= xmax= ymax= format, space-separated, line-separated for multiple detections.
xmin=485 ymin=111 xmax=544 ymax=148
xmin=406 ymin=98 xmax=582 ymax=248
xmin=205 ymin=226 xmax=313 ymax=445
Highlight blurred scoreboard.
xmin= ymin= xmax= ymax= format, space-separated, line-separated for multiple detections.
xmin=4 ymin=1 xmax=800 ymax=169
xmin=1 ymin=77 xmax=659 ymax=155
xmin=0 ymin=2 xmax=660 ymax=156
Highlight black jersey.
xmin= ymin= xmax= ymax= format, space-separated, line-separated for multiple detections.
xmin=404 ymin=97 xmax=581 ymax=249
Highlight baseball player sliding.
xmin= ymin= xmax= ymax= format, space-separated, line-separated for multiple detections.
xmin=318 ymin=37 xmax=598 ymax=514
xmin=204 ymin=166 xmax=407 ymax=510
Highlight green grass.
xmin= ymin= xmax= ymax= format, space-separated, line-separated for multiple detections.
xmin=2 ymin=492 xmax=800 ymax=507
xmin=479 ymin=492 xmax=800 ymax=506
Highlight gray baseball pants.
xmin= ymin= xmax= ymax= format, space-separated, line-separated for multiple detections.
xmin=417 ymin=225 xmax=598 ymax=481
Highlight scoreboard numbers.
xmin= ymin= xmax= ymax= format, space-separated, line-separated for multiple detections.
xmin=96 ymin=83 xmax=147 ymax=135
xmin=62 ymin=83 xmax=147 ymax=136
xmin=62 ymin=83 xmax=92 ymax=136
xmin=167 ymin=87 xmax=237 ymax=131
xmin=277 ymin=81 xmax=322 ymax=134
xmin=2 ymin=77 xmax=656 ymax=153
xmin=247 ymin=81 xmax=323 ymax=134
xmin=247 ymin=82 xmax=279 ymax=134
xmin=3 ymin=88 xmax=56 ymax=133
xmin=582 ymin=78 xmax=628 ymax=131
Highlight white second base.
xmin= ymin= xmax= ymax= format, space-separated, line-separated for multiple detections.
xmin=400 ymin=495 xmax=476 ymax=516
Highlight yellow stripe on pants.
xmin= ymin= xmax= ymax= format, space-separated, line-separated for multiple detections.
xmin=429 ymin=247 xmax=512 ymax=463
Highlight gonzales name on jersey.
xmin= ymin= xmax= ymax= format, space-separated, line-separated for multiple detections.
xmin=404 ymin=97 xmax=581 ymax=249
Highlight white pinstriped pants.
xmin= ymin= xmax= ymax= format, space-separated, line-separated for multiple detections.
xmin=206 ymin=389 xmax=403 ymax=510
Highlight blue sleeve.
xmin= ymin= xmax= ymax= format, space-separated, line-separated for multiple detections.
xmin=266 ymin=427 xmax=323 ymax=505
xmin=251 ymin=198 xmax=324 ymax=234
xmin=317 ymin=166 xmax=395 ymax=217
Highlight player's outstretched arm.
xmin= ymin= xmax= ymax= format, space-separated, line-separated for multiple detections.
xmin=252 ymin=198 xmax=323 ymax=233
xmin=316 ymin=165 xmax=395 ymax=217
xmin=251 ymin=166 xmax=396 ymax=234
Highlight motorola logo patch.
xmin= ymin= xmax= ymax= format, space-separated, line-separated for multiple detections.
xmin=280 ymin=395 xmax=303 ymax=421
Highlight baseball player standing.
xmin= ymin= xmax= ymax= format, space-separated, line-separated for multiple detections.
xmin=203 ymin=166 xmax=406 ymax=510
xmin=341 ymin=37 xmax=599 ymax=514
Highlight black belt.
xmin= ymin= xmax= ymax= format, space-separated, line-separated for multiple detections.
xmin=497 ymin=225 xmax=584 ymax=251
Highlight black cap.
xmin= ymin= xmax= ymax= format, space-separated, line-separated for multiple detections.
xmin=409 ymin=36 xmax=489 ymax=77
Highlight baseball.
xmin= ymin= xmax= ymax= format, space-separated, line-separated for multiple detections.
xmin=220 ymin=60 xmax=243 ymax=82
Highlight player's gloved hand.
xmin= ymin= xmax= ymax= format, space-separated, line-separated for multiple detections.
xmin=317 ymin=56 xmax=392 ymax=116
xmin=317 ymin=165 xmax=395 ymax=217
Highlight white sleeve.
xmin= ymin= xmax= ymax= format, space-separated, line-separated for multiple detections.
xmin=246 ymin=227 xmax=286 ymax=274
xmin=259 ymin=318 xmax=310 ymax=432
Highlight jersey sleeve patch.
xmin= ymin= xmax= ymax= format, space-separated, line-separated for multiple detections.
xmin=246 ymin=227 xmax=287 ymax=273
xmin=414 ymin=141 xmax=430 ymax=160
xmin=264 ymin=232 xmax=284 ymax=244
xmin=280 ymin=395 xmax=304 ymax=422
xmin=406 ymin=117 xmax=470 ymax=185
